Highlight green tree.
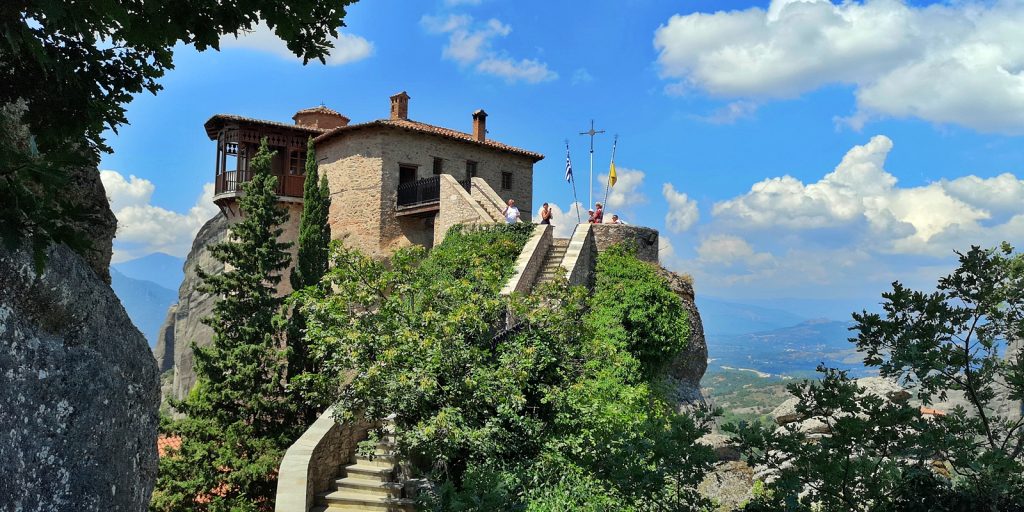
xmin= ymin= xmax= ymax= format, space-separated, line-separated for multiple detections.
xmin=0 ymin=0 xmax=356 ymax=264
xmin=300 ymin=233 xmax=714 ymax=511
xmin=730 ymin=244 xmax=1024 ymax=511
xmin=153 ymin=139 xmax=296 ymax=511
xmin=287 ymin=136 xmax=332 ymax=424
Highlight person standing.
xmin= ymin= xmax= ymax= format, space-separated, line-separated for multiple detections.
xmin=503 ymin=198 xmax=520 ymax=224
xmin=593 ymin=202 xmax=604 ymax=224
xmin=539 ymin=202 xmax=553 ymax=225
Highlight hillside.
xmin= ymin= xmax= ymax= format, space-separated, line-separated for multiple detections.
xmin=110 ymin=268 xmax=178 ymax=347
xmin=112 ymin=252 xmax=185 ymax=291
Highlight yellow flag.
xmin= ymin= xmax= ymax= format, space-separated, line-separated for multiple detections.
xmin=609 ymin=161 xmax=617 ymax=187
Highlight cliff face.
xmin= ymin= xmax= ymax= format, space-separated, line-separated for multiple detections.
xmin=0 ymin=236 xmax=159 ymax=510
xmin=153 ymin=212 xmax=228 ymax=402
xmin=659 ymin=268 xmax=709 ymax=409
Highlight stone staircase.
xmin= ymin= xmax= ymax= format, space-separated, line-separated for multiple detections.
xmin=313 ymin=419 xmax=414 ymax=512
xmin=533 ymin=238 xmax=569 ymax=286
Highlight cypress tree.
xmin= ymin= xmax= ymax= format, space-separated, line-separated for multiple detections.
xmin=287 ymin=137 xmax=332 ymax=424
xmin=154 ymin=138 xmax=296 ymax=511
xmin=290 ymin=136 xmax=331 ymax=290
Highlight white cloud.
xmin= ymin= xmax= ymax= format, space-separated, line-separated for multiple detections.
xmin=710 ymin=135 xmax=1024 ymax=256
xmin=421 ymin=14 xmax=556 ymax=83
xmin=696 ymin=235 xmax=776 ymax=270
xmin=694 ymin=101 xmax=758 ymax=125
xmin=662 ymin=183 xmax=699 ymax=233
xmin=101 ymin=170 xmax=220 ymax=262
xmin=476 ymin=57 xmax=557 ymax=84
xmin=221 ymin=22 xmax=373 ymax=66
xmin=653 ymin=0 xmax=1024 ymax=134
xmin=597 ymin=168 xmax=646 ymax=210
xmin=572 ymin=68 xmax=594 ymax=85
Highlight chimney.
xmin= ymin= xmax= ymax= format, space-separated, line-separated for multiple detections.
xmin=390 ymin=91 xmax=410 ymax=120
xmin=472 ymin=109 xmax=487 ymax=142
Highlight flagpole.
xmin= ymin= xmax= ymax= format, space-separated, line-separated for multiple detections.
xmin=602 ymin=134 xmax=618 ymax=209
xmin=566 ymin=140 xmax=582 ymax=224
xmin=579 ymin=120 xmax=605 ymax=209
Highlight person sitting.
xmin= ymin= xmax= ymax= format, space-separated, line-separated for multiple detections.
xmin=610 ymin=214 xmax=627 ymax=225
xmin=587 ymin=209 xmax=595 ymax=223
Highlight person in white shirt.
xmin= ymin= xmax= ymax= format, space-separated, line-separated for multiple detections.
xmin=503 ymin=198 xmax=520 ymax=224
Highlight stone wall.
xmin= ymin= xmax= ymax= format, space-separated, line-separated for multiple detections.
xmin=500 ymin=224 xmax=551 ymax=296
xmin=275 ymin=408 xmax=372 ymax=512
xmin=316 ymin=126 xmax=535 ymax=257
xmin=434 ymin=174 xmax=494 ymax=244
xmin=591 ymin=224 xmax=659 ymax=263
xmin=317 ymin=131 xmax=387 ymax=257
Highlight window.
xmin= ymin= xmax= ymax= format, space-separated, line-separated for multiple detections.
xmin=399 ymin=165 xmax=418 ymax=185
xmin=433 ymin=157 xmax=444 ymax=175
xmin=289 ymin=150 xmax=307 ymax=175
xmin=501 ymin=172 xmax=513 ymax=190
xmin=466 ymin=160 xmax=478 ymax=179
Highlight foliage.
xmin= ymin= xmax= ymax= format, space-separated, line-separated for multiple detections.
xmin=300 ymin=232 xmax=714 ymax=510
xmin=153 ymin=139 xmax=296 ymax=511
xmin=0 ymin=104 xmax=93 ymax=270
xmin=588 ymin=243 xmax=690 ymax=376
xmin=286 ymin=137 xmax=332 ymax=425
xmin=728 ymin=244 xmax=1024 ymax=511
xmin=0 ymin=0 xmax=356 ymax=263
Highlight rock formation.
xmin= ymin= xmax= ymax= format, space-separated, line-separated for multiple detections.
xmin=0 ymin=237 xmax=159 ymax=509
xmin=152 ymin=212 xmax=228 ymax=402
xmin=658 ymin=268 xmax=709 ymax=409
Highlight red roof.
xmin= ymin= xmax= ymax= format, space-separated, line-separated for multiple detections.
xmin=314 ymin=118 xmax=544 ymax=161
xmin=294 ymin=105 xmax=344 ymax=117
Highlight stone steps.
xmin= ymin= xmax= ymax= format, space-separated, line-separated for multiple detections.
xmin=315 ymin=418 xmax=413 ymax=511
xmin=533 ymin=238 xmax=569 ymax=287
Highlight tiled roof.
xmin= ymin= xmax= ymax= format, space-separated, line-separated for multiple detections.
xmin=203 ymin=114 xmax=327 ymax=139
xmin=294 ymin=105 xmax=344 ymax=117
xmin=314 ymin=118 xmax=544 ymax=161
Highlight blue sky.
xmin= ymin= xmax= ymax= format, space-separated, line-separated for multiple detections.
xmin=100 ymin=0 xmax=1024 ymax=316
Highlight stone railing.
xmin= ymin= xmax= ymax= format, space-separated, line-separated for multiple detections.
xmin=274 ymin=408 xmax=371 ymax=512
xmin=590 ymin=224 xmax=659 ymax=263
xmin=561 ymin=223 xmax=597 ymax=289
xmin=469 ymin=177 xmax=508 ymax=223
xmin=499 ymin=223 xmax=552 ymax=296
xmin=434 ymin=174 xmax=496 ymax=245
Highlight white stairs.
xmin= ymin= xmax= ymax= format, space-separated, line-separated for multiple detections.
xmin=313 ymin=419 xmax=414 ymax=512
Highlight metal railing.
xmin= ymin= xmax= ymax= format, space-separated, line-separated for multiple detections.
xmin=396 ymin=176 xmax=472 ymax=208
xmin=215 ymin=170 xmax=305 ymax=198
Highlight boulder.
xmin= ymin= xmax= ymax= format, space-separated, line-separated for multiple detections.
xmin=856 ymin=376 xmax=911 ymax=404
xmin=0 ymin=240 xmax=160 ymax=510
xmin=698 ymin=433 xmax=741 ymax=461
xmin=698 ymin=461 xmax=755 ymax=511
xmin=772 ymin=397 xmax=803 ymax=426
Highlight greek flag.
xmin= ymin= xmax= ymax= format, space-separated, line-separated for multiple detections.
xmin=565 ymin=144 xmax=574 ymax=183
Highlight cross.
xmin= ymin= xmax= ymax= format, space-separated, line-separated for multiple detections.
xmin=579 ymin=120 xmax=605 ymax=208
xmin=579 ymin=119 xmax=605 ymax=154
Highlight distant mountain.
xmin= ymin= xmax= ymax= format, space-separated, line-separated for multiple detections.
xmin=112 ymin=252 xmax=186 ymax=292
xmin=696 ymin=297 xmax=808 ymax=335
xmin=110 ymin=268 xmax=178 ymax=347
xmin=704 ymin=319 xmax=870 ymax=378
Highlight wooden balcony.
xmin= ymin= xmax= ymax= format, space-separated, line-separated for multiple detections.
xmin=215 ymin=170 xmax=305 ymax=200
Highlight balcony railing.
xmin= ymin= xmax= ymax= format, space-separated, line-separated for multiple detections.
xmin=397 ymin=176 xmax=472 ymax=208
xmin=215 ymin=170 xmax=305 ymax=199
